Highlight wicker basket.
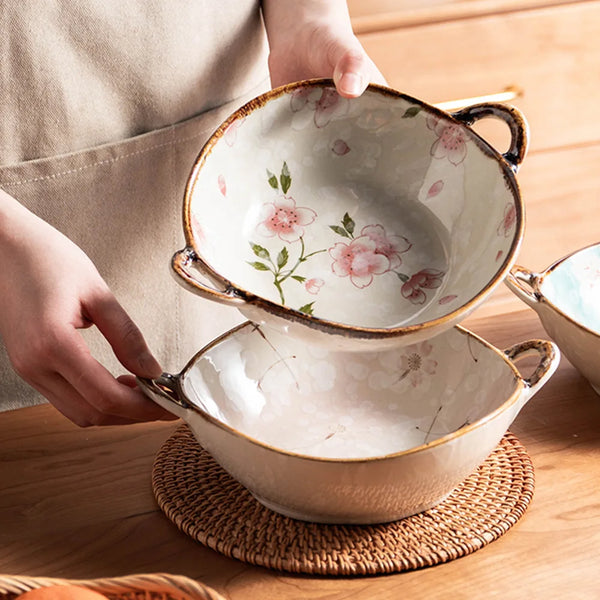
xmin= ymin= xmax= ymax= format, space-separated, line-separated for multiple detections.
xmin=0 ymin=573 xmax=225 ymax=600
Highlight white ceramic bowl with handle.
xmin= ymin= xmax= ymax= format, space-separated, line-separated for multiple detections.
xmin=506 ymin=242 xmax=600 ymax=394
xmin=138 ymin=322 xmax=558 ymax=524
xmin=172 ymin=79 xmax=528 ymax=351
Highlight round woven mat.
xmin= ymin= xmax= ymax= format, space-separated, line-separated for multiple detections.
xmin=152 ymin=425 xmax=534 ymax=576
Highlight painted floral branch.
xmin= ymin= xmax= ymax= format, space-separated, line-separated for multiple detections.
xmin=248 ymin=238 xmax=325 ymax=310
xmin=248 ymin=162 xmax=325 ymax=314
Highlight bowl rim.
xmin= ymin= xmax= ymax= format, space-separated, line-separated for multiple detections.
xmin=175 ymin=321 xmax=526 ymax=464
xmin=180 ymin=78 xmax=525 ymax=341
xmin=536 ymin=241 xmax=600 ymax=339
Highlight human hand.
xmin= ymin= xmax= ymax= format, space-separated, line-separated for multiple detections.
xmin=262 ymin=0 xmax=387 ymax=98
xmin=0 ymin=191 xmax=174 ymax=426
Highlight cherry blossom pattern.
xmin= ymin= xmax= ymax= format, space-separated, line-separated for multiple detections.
xmin=255 ymin=162 xmax=316 ymax=243
xmin=331 ymin=139 xmax=350 ymax=156
xmin=427 ymin=115 xmax=468 ymax=165
xmin=361 ymin=224 xmax=412 ymax=271
xmin=427 ymin=180 xmax=444 ymax=198
xmin=497 ymin=203 xmax=517 ymax=237
xmin=400 ymin=268 xmax=446 ymax=305
xmin=223 ymin=117 xmax=245 ymax=147
xmin=397 ymin=341 xmax=438 ymax=387
xmin=305 ymin=278 xmax=324 ymax=295
xmin=290 ymin=86 xmax=348 ymax=128
xmin=218 ymin=174 xmax=227 ymax=196
xmin=249 ymin=163 xmax=325 ymax=311
xmin=329 ymin=214 xmax=413 ymax=289
xmin=329 ymin=236 xmax=390 ymax=288
xmin=256 ymin=196 xmax=317 ymax=243
xmin=438 ymin=294 xmax=458 ymax=305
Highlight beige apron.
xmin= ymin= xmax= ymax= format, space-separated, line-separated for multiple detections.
xmin=0 ymin=1 xmax=270 ymax=409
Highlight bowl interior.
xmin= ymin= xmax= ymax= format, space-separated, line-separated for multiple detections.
xmin=180 ymin=323 xmax=520 ymax=459
xmin=187 ymin=83 xmax=521 ymax=329
xmin=542 ymin=244 xmax=600 ymax=334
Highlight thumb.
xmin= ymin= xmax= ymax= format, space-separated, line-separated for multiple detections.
xmin=330 ymin=41 xmax=388 ymax=98
xmin=84 ymin=289 xmax=163 ymax=378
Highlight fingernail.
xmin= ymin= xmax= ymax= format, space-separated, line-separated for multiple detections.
xmin=338 ymin=72 xmax=363 ymax=97
xmin=139 ymin=352 xmax=162 ymax=378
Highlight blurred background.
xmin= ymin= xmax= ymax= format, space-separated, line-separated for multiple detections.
xmin=348 ymin=0 xmax=599 ymax=316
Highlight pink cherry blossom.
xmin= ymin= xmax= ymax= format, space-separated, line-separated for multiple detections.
xmin=256 ymin=196 xmax=317 ymax=243
xmin=427 ymin=116 xmax=468 ymax=165
xmin=314 ymin=88 xmax=343 ymax=128
xmin=290 ymin=87 xmax=313 ymax=112
xmin=223 ymin=118 xmax=245 ymax=147
xmin=497 ymin=203 xmax=517 ymax=237
xmin=305 ymin=278 xmax=324 ymax=295
xmin=427 ymin=180 xmax=444 ymax=198
xmin=218 ymin=174 xmax=227 ymax=196
xmin=331 ymin=139 xmax=351 ymax=155
xmin=401 ymin=268 xmax=445 ymax=304
xmin=191 ymin=213 xmax=206 ymax=244
xmin=398 ymin=341 xmax=438 ymax=387
xmin=438 ymin=294 xmax=457 ymax=305
xmin=361 ymin=224 xmax=412 ymax=271
xmin=290 ymin=87 xmax=348 ymax=128
xmin=329 ymin=235 xmax=390 ymax=288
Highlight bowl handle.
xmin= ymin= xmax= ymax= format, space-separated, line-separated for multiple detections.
xmin=136 ymin=372 xmax=190 ymax=420
xmin=171 ymin=247 xmax=247 ymax=307
xmin=505 ymin=265 xmax=542 ymax=308
xmin=451 ymin=102 xmax=529 ymax=173
xmin=504 ymin=339 xmax=560 ymax=403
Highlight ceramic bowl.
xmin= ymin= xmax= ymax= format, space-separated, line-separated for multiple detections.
xmin=138 ymin=322 xmax=558 ymax=524
xmin=506 ymin=242 xmax=600 ymax=394
xmin=172 ymin=79 xmax=528 ymax=351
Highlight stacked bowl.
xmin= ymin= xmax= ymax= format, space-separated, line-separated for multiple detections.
xmin=138 ymin=80 xmax=560 ymax=524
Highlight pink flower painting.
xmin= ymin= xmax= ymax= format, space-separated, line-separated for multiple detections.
xmin=290 ymin=86 xmax=348 ymax=128
xmin=305 ymin=278 xmax=324 ymax=295
xmin=427 ymin=116 xmax=468 ymax=165
xmin=497 ymin=203 xmax=517 ymax=237
xmin=329 ymin=236 xmax=390 ymax=288
xmin=401 ymin=268 xmax=445 ymax=305
xmin=256 ymin=196 xmax=317 ymax=243
xmin=218 ymin=174 xmax=227 ymax=197
xmin=223 ymin=118 xmax=245 ymax=147
xmin=427 ymin=180 xmax=444 ymax=198
xmin=331 ymin=139 xmax=351 ymax=156
xmin=361 ymin=224 xmax=412 ymax=271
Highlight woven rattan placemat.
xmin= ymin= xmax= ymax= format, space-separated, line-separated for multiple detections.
xmin=152 ymin=425 xmax=534 ymax=576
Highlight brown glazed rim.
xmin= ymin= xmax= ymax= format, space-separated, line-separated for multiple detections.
xmin=163 ymin=322 xmax=551 ymax=465
xmin=534 ymin=241 xmax=600 ymax=339
xmin=180 ymin=78 xmax=525 ymax=341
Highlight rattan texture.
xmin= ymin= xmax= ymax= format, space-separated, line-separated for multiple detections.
xmin=152 ymin=426 xmax=534 ymax=576
xmin=0 ymin=573 xmax=225 ymax=600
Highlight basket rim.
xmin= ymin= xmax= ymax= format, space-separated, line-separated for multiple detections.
xmin=0 ymin=572 xmax=225 ymax=600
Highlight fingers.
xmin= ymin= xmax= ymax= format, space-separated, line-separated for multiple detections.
xmin=83 ymin=288 xmax=162 ymax=379
xmin=55 ymin=327 xmax=173 ymax=424
xmin=10 ymin=312 xmax=172 ymax=427
xmin=35 ymin=375 xmax=143 ymax=427
xmin=330 ymin=42 xmax=389 ymax=98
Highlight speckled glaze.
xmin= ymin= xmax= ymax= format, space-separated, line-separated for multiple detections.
xmin=172 ymin=79 xmax=528 ymax=351
xmin=138 ymin=323 xmax=558 ymax=524
xmin=506 ymin=242 xmax=600 ymax=394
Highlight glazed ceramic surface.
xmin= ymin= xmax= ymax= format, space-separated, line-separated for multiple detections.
xmin=138 ymin=322 xmax=558 ymax=524
xmin=173 ymin=79 xmax=527 ymax=350
xmin=506 ymin=242 xmax=600 ymax=394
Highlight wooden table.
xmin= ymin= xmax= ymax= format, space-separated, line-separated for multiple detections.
xmin=1 ymin=306 xmax=600 ymax=599
xmin=3 ymin=1 xmax=600 ymax=588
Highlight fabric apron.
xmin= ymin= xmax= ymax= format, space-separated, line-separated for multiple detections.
xmin=0 ymin=1 xmax=270 ymax=410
